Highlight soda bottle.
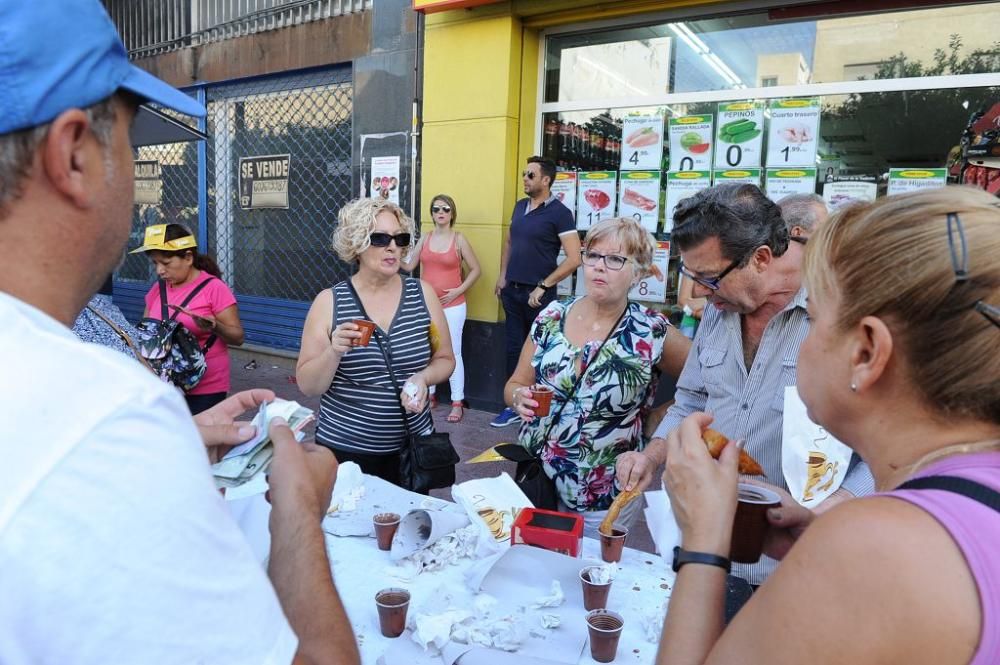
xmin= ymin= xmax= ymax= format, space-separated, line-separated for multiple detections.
xmin=680 ymin=305 xmax=698 ymax=339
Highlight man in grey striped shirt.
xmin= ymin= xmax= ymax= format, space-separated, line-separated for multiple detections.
xmin=618 ymin=184 xmax=874 ymax=586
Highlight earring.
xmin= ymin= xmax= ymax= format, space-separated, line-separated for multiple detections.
xmin=850 ymin=382 xmax=857 ymax=392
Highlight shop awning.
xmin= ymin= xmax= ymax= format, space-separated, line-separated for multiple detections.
xmin=130 ymin=105 xmax=206 ymax=147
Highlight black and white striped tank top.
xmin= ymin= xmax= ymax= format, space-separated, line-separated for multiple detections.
xmin=316 ymin=276 xmax=434 ymax=455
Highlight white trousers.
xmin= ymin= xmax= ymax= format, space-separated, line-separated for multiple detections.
xmin=430 ymin=302 xmax=466 ymax=402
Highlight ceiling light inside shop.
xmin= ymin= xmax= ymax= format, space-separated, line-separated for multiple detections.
xmin=669 ymin=22 xmax=746 ymax=89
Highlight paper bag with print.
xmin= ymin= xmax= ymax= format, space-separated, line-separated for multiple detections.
xmin=782 ymin=386 xmax=852 ymax=507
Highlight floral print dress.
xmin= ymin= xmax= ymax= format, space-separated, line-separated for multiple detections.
xmin=519 ymin=298 xmax=670 ymax=512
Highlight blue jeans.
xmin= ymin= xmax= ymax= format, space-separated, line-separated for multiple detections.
xmin=500 ymin=282 xmax=557 ymax=378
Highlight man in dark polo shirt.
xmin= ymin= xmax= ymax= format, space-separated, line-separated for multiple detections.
xmin=491 ymin=156 xmax=581 ymax=427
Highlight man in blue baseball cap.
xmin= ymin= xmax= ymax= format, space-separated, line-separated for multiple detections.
xmin=0 ymin=2 xmax=358 ymax=663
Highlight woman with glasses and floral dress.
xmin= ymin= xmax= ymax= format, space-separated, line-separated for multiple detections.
xmin=402 ymin=195 xmax=482 ymax=423
xmin=297 ymin=198 xmax=455 ymax=486
xmin=504 ymin=217 xmax=691 ymax=537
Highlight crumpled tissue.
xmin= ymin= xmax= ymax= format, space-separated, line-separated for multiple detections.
xmin=530 ymin=580 xmax=564 ymax=608
xmin=327 ymin=462 xmax=364 ymax=513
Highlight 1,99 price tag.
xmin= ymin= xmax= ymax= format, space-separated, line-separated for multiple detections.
xmin=766 ymin=98 xmax=820 ymax=168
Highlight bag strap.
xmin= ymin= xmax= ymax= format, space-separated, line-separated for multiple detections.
xmin=164 ymin=276 xmax=219 ymax=352
xmin=539 ymin=303 xmax=629 ymax=442
xmin=85 ymin=304 xmax=156 ymax=374
xmin=344 ymin=276 xmax=416 ymax=438
xmin=897 ymin=475 xmax=1000 ymax=514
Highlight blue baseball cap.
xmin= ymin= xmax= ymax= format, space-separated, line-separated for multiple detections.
xmin=0 ymin=0 xmax=205 ymax=136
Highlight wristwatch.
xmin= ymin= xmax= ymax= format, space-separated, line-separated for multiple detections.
xmin=672 ymin=546 xmax=731 ymax=574
xmin=536 ymin=280 xmax=552 ymax=291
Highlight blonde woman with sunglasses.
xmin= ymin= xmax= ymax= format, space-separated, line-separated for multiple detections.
xmin=402 ymin=195 xmax=481 ymax=422
xmin=297 ymin=198 xmax=455 ymax=486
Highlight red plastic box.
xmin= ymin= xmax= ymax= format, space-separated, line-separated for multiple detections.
xmin=511 ymin=507 xmax=584 ymax=557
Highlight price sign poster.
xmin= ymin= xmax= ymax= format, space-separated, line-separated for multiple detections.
xmin=134 ymin=160 xmax=162 ymax=205
xmin=669 ymin=114 xmax=714 ymax=172
xmin=715 ymin=101 xmax=764 ymax=169
xmin=887 ymin=168 xmax=947 ymax=196
xmin=617 ymin=171 xmax=661 ymax=232
xmin=556 ymin=249 xmax=574 ymax=296
xmin=823 ymin=180 xmax=877 ymax=210
xmin=765 ymin=168 xmax=818 ymax=201
xmin=551 ymin=171 xmax=578 ymax=221
xmin=239 ymin=154 xmax=291 ymax=209
xmin=619 ymin=116 xmax=664 ymax=171
xmin=629 ymin=240 xmax=670 ymax=303
xmin=577 ymin=171 xmax=618 ymax=230
xmin=664 ymin=171 xmax=711 ymax=233
xmin=766 ymin=98 xmax=821 ymax=168
xmin=712 ymin=168 xmax=762 ymax=188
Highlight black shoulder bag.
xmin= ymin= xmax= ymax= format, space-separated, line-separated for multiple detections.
xmin=497 ymin=306 xmax=628 ymax=510
xmin=347 ymin=278 xmax=459 ymax=493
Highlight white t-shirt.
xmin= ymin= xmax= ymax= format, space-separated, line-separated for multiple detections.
xmin=0 ymin=293 xmax=297 ymax=664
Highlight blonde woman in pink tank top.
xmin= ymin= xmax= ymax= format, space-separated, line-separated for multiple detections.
xmin=403 ymin=195 xmax=481 ymax=422
xmin=654 ymin=187 xmax=1000 ymax=665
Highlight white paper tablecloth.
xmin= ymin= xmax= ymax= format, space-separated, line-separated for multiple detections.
xmin=228 ymin=477 xmax=675 ymax=664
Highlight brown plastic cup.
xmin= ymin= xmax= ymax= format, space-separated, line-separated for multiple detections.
xmin=730 ymin=483 xmax=782 ymax=563
xmin=530 ymin=384 xmax=554 ymax=417
xmin=599 ymin=527 xmax=628 ymax=563
xmin=586 ymin=609 xmax=624 ymax=663
xmin=580 ymin=566 xmax=612 ymax=611
xmin=373 ymin=513 xmax=401 ymax=551
xmin=375 ymin=588 xmax=410 ymax=638
xmin=352 ymin=319 xmax=376 ymax=346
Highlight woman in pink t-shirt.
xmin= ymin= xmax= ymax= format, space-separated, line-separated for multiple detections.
xmin=135 ymin=223 xmax=244 ymax=414
xmin=654 ymin=187 xmax=1000 ymax=665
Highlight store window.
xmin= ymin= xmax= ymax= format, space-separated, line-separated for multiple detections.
xmin=539 ymin=2 xmax=1000 ymax=309
xmin=544 ymin=3 xmax=1000 ymax=102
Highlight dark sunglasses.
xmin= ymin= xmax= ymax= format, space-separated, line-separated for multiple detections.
xmin=947 ymin=212 xmax=999 ymax=329
xmin=431 ymin=205 xmax=452 ymax=214
xmin=369 ymin=232 xmax=411 ymax=248
xmin=522 ymin=170 xmax=537 ymax=180
xmin=680 ymin=251 xmax=749 ymax=291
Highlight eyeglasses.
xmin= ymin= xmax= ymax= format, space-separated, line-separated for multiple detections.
xmin=580 ymin=249 xmax=630 ymax=271
xmin=522 ymin=171 xmax=537 ymax=180
xmin=946 ymin=212 xmax=999 ymax=330
xmin=680 ymin=252 xmax=748 ymax=291
xmin=431 ymin=205 xmax=451 ymax=214
xmin=369 ymin=232 xmax=411 ymax=248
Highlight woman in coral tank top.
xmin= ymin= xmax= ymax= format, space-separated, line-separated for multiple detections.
xmin=403 ymin=195 xmax=481 ymax=422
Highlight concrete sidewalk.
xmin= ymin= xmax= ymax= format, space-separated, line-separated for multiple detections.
xmin=229 ymin=347 xmax=659 ymax=555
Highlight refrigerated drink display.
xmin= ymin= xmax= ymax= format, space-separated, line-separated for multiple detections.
xmin=580 ymin=125 xmax=591 ymax=169
xmin=558 ymin=119 xmax=572 ymax=163
xmin=544 ymin=117 xmax=560 ymax=163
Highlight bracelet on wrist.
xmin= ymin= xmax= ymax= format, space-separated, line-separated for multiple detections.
xmin=672 ymin=546 xmax=731 ymax=574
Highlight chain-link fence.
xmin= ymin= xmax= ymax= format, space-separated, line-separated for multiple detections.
xmin=206 ymin=67 xmax=354 ymax=304
xmin=117 ymin=66 xmax=355 ymax=349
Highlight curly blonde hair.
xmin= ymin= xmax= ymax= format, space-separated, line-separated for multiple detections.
xmin=332 ymin=198 xmax=415 ymax=263
xmin=583 ymin=216 xmax=657 ymax=279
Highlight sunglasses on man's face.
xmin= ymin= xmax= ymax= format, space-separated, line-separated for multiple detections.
xmin=369 ymin=232 xmax=411 ymax=248
xmin=522 ymin=171 xmax=537 ymax=180
xmin=431 ymin=205 xmax=451 ymax=214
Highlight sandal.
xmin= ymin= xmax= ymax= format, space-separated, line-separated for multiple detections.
xmin=446 ymin=402 xmax=464 ymax=423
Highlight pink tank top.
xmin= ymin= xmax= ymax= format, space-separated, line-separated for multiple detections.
xmin=883 ymin=451 xmax=1000 ymax=664
xmin=419 ymin=232 xmax=465 ymax=308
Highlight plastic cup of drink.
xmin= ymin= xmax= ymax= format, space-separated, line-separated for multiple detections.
xmin=375 ymin=588 xmax=410 ymax=638
xmin=373 ymin=512 xmax=401 ymax=551
xmin=600 ymin=527 xmax=628 ymax=563
xmin=352 ymin=319 xmax=376 ymax=346
xmin=580 ymin=566 xmax=612 ymax=611
xmin=730 ymin=483 xmax=782 ymax=563
xmin=586 ymin=609 xmax=624 ymax=663
xmin=530 ymin=384 xmax=554 ymax=417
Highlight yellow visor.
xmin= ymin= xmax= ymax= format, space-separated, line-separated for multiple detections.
xmin=130 ymin=224 xmax=197 ymax=253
